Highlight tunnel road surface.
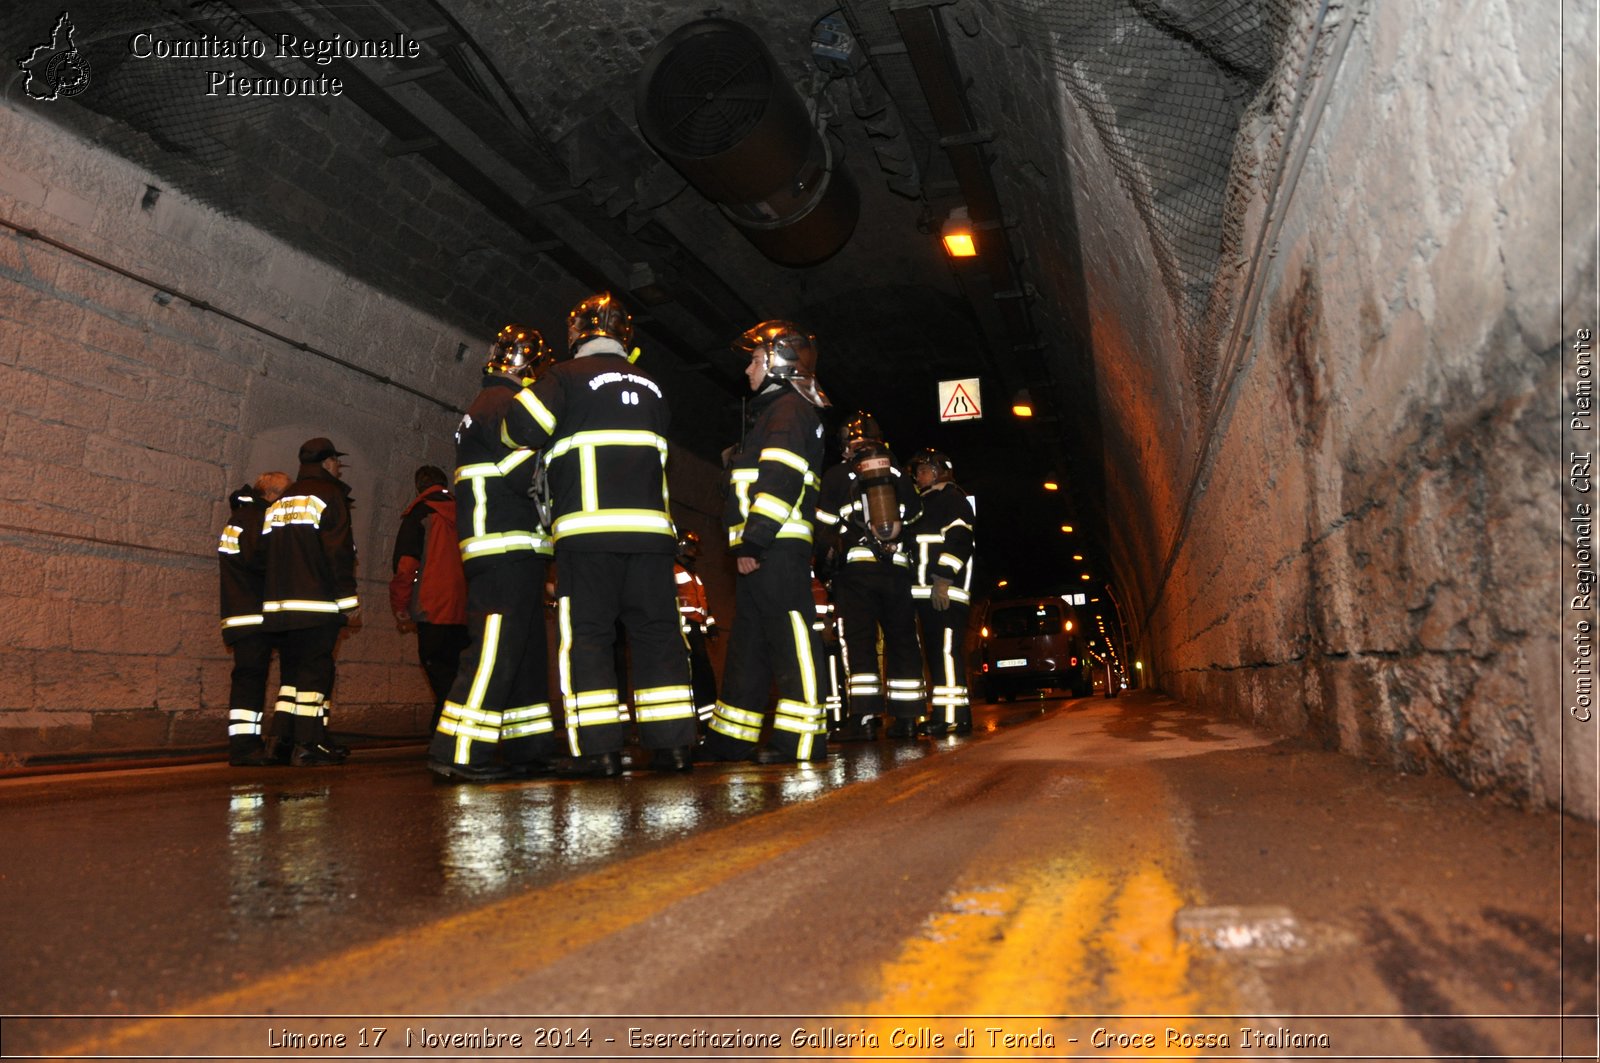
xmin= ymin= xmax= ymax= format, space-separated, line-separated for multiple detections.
xmin=0 ymin=691 xmax=1592 ymax=1061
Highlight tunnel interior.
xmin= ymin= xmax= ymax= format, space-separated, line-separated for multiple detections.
xmin=0 ymin=0 xmax=1588 ymax=813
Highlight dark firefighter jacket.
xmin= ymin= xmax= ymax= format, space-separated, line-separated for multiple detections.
xmin=815 ymin=456 xmax=922 ymax=572
xmin=452 ymin=375 xmax=553 ymax=565
xmin=725 ymin=387 xmax=824 ymax=560
xmin=218 ymin=486 xmax=269 ymax=644
xmin=261 ymin=464 xmax=358 ymax=630
xmin=506 ymin=351 xmax=676 ymax=554
xmin=907 ymin=479 xmax=976 ymax=605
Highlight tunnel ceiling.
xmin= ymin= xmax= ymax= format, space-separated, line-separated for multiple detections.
xmin=1 ymin=0 xmax=1295 ymax=595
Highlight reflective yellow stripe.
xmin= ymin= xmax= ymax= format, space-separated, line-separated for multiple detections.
xmin=757 ymin=447 xmax=810 ymax=472
xmin=514 ymin=389 xmax=556 ymax=433
xmin=634 ymin=685 xmax=693 ymax=705
xmin=567 ymin=689 xmax=620 ymax=709
xmin=552 ymin=510 xmax=674 ymax=538
xmin=460 ymin=531 xmax=552 ymax=557
xmin=714 ymin=702 xmax=765 ymax=728
xmin=457 ymin=450 xmax=535 ymax=480
xmin=580 ymin=444 xmax=598 ymax=512
xmin=221 ymin=614 xmax=264 ymax=629
xmin=750 ymin=493 xmax=795 ymax=521
xmin=547 ymin=429 xmax=667 ymax=458
xmin=263 ymin=495 xmax=326 ymax=531
xmin=218 ymin=526 xmax=242 ymax=553
xmin=336 ymin=596 xmax=358 ymax=611
xmin=465 ymin=614 xmax=502 ymax=711
xmin=262 ymin=599 xmax=341 ymax=614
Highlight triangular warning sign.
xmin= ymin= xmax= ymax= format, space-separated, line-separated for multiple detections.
xmin=939 ymin=378 xmax=983 ymax=421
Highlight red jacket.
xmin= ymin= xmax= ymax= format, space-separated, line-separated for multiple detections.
xmin=389 ymin=485 xmax=467 ymax=625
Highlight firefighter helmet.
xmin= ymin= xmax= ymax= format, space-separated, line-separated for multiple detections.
xmin=734 ymin=319 xmax=831 ymax=407
xmin=486 ymin=323 xmax=550 ymax=380
xmin=566 ymin=292 xmax=633 ymax=355
xmin=840 ymin=411 xmax=883 ymax=454
xmin=677 ymin=529 xmax=701 ymax=556
xmin=907 ymin=448 xmax=954 ymax=483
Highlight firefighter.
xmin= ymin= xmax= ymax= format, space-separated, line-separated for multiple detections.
xmin=260 ymin=437 xmax=358 ymax=766
xmin=390 ymin=465 xmax=469 ymax=729
xmin=218 ymin=471 xmax=290 ymax=765
xmin=701 ymin=320 xmax=831 ymax=764
xmin=508 ymin=293 xmax=696 ymax=776
xmin=674 ymin=530 xmax=719 ymax=727
xmin=815 ymin=412 xmax=924 ymax=739
xmin=906 ymin=448 xmax=976 ymax=735
xmin=427 ymin=324 xmax=561 ymax=782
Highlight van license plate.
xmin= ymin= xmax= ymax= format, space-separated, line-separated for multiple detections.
xmin=997 ymin=658 xmax=1027 ymax=668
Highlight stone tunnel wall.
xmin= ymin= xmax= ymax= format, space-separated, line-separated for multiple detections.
xmin=0 ymin=104 xmax=731 ymax=761
xmin=970 ymin=1 xmax=1591 ymax=813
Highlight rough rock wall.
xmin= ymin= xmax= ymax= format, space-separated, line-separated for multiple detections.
xmin=1153 ymin=0 xmax=1587 ymax=814
xmin=963 ymin=0 xmax=1588 ymax=812
xmin=0 ymin=105 xmax=729 ymax=760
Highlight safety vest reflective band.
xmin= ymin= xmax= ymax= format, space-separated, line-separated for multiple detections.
xmin=221 ymin=613 xmax=265 ymax=629
xmin=218 ymin=526 xmax=242 ymax=554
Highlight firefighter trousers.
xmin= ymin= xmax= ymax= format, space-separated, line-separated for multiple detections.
xmin=704 ymin=552 xmax=827 ymax=761
xmin=833 ymin=562 xmax=924 ymax=722
xmin=268 ymin=621 xmax=341 ymax=746
xmin=226 ymin=631 xmax=278 ymax=752
xmin=429 ymin=554 xmax=557 ymax=770
xmin=917 ymin=598 xmax=972 ymax=728
xmin=555 ymin=551 xmax=696 ymax=756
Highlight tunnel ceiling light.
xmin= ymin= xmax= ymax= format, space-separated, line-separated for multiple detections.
xmin=1080 ymin=573 xmax=1091 ymax=580
xmin=1043 ymin=479 xmax=1058 ymax=491
xmin=941 ymin=206 xmax=977 ymax=258
xmin=996 ymin=578 xmax=1008 ymax=587
xmin=1012 ymin=387 xmax=1034 ymax=417
xmin=1072 ymin=553 xmax=1083 ymax=561
xmin=1060 ymin=524 xmax=1074 ymax=533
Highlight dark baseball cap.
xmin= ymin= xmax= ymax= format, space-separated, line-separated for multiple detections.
xmin=298 ymin=437 xmax=348 ymax=463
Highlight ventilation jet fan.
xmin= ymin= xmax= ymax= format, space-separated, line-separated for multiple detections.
xmin=635 ymin=18 xmax=860 ymax=266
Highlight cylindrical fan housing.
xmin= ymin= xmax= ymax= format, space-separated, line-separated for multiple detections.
xmin=636 ymin=18 xmax=859 ymax=266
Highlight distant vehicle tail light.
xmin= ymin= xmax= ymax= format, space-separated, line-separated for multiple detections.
xmin=1070 ymin=656 xmax=1078 ymax=666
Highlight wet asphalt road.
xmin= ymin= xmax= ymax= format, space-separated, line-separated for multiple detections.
xmin=1 ymin=690 xmax=1594 ymax=1061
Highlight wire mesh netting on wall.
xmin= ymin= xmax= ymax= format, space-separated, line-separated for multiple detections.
xmin=989 ymin=0 xmax=1318 ymax=365
xmin=2 ymin=0 xmax=322 ymax=214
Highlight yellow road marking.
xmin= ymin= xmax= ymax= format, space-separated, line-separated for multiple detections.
xmin=842 ymin=765 xmax=1235 ymax=1059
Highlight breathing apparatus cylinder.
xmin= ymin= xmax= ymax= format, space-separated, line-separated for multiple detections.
xmin=853 ymin=441 xmax=900 ymax=542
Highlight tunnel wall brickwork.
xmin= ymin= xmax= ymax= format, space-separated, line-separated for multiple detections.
xmin=959 ymin=1 xmax=1591 ymax=813
xmin=0 ymin=104 xmax=731 ymax=762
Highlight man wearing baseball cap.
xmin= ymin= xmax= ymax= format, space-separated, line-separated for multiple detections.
xmin=259 ymin=436 xmax=358 ymax=765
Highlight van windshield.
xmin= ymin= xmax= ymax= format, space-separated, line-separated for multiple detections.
xmin=991 ymin=604 xmax=1062 ymax=638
